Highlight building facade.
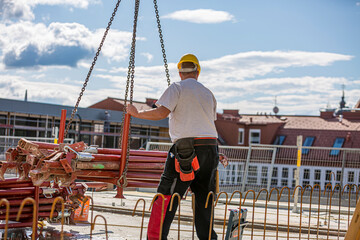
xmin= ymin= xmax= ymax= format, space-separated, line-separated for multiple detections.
xmin=0 ymin=98 xmax=170 ymax=151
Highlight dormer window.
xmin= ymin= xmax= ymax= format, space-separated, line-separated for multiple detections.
xmin=273 ymin=135 xmax=285 ymax=145
xmin=302 ymin=136 xmax=315 ymax=154
xmin=330 ymin=137 xmax=345 ymax=156
xmin=249 ymin=129 xmax=261 ymax=144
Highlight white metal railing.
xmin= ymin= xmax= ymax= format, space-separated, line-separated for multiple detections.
xmin=145 ymin=141 xmax=360 ymax=196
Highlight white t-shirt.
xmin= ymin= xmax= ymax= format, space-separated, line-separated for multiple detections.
xmin=156 ymin=78 xmax=218 ymax=143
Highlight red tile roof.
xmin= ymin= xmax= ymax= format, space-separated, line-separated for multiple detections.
xmin=283 ymin=116 xmax=360 ymax=131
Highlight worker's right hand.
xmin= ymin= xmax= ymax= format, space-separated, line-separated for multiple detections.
xmin=126 ymin=104 xmax=138 ymax=117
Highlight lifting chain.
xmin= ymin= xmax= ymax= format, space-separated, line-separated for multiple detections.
xmin=117 ymin=0 xmax=140 ymax=187
xmin=64 ymin=0 xmax=123 ymax=138
xmin=153 ymin=0 xmax=171 ymax=87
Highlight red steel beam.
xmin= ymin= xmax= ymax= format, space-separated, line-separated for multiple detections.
xmin=0 ymin=188 xmax=34 ymax=197
xmin=126 ymin=181 xmax=159 ymax=188
xmin=119 ymin=113 xmax=131 ymax=185
xmin=0 ymin=211 xmax=58 ymax=221
xmin=76 ymin=170 xmax=119 ymax=178
xmin=77 ymin=176 xmax=117 ymax=185
xmin=0 ymin=183 xmax=35 ymax=189
xmin=98 ymin=148 xmax=168 ymax=158
xmin=75 ymin=161 xmax=164 ymax=171
xmin=58 ymin=109 xmax=67 ymax=143
xmin=126 ymin=172 xmax=161 ymax=180
xmin=0 ymin=178 xmax=32 ymax=185
xmin=77 ymin=177 xmax=160 ymax=191
xmin=127 ymin=169 xmax=163 ymax=174
xmin=1 ymin=205 xmax=54 ymax=214
xmin=127 ymin=162 xmax=164 ymax=170
xmin=8 ymin=197 xmax=56 ymax=206
xmin=0 ymin=222 xmax=33 ymax=229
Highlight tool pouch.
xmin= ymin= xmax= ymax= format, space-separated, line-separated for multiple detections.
xmin=174 ymin=138 xmax=199 ymax=182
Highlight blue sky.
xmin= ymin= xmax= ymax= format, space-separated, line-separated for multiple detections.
xmin=0 ymin=0 xmax=359 ymax=115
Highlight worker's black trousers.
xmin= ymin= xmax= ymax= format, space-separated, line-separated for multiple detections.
xmin=149 ymin=143 xmax=219 ymax=240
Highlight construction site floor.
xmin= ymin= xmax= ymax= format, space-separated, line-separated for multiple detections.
xmin=42 ymin=189 xmax=351 ymax=239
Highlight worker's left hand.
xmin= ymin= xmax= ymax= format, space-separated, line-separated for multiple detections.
xmin=219 ymin=153 xmax=229 ymax=168
xmin=127 ymin=104 xmax=138 ymax=117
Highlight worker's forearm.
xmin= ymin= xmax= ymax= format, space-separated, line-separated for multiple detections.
xmin=133 ymin=108 xmax=167 ymax=120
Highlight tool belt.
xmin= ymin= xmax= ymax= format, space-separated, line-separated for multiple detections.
xmin=174 ymin=137 xmax=217 ymax=182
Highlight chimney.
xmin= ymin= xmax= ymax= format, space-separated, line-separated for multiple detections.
xmin=24 ymin=90 xmax=28 ymax=102
xmin=223 ymin=109 xmax=239 ymax=116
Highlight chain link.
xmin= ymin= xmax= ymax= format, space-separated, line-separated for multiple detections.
xmin=117 ymin=0 xmax=140 ymax=187
xmin=153 ymin=0 xmax=171 ymax=87
xmin=64 ymin=0 xmax=122 ymax=138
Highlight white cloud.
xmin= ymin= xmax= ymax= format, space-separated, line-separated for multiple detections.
xmin=29 ymin=0 xmax=99 ymax=9
xmin=0 ymin=50 xmax=354 ymax=115
xmin=1 ymin=0 xmax=34 ymax=21
xmin=0 ymin=0 xmax=99 ymax=21
xmin=0 ymin=21 xmax=144 ymax=68
xmin=0 ymin=74 xmax=121 ymax=107
xmin=356 ymin=2 xmax=360 ymax=6
xmin=141 ymin=52 xmax=154 ymax=63
xmin=109 ymin=50 xmax=353 ymax=115
xmin=201 ymin=51 xmax=352 ymax=84
xmin=163 ymin=9 xmax=235 ymax=24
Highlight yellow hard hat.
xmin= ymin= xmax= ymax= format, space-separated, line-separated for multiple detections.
xmin=177 ymin=54 xmax=201 ymax=75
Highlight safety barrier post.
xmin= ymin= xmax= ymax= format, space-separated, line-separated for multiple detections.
xmin=267 ymin=147 xmax=277 ymax=192
xmin=340 ymin=150 xmax=346 ymax=187
xmin=293 ymin=135 xmax=302 ymax=213
xmin=241 ymin=145 xmax=252 ymax=193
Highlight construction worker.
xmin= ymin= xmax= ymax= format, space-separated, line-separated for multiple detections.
xmin=127 ymin=53 xmax=218 ymax=240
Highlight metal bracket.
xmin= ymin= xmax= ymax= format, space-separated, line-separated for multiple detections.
xmin=41 ymin=188 xmax=60 ymax=198
xmin=83 ymin=145 xmax=99 ymax=154
xmin=64 ymin=146 xmax=94 ymax=162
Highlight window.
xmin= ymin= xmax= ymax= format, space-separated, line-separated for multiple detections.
xmin=325 ymin=170 xmax=332 ymax=181
xmin=303 ymin=180 xmax=310 ymax=187
xmin=314 ymin=170 xmax=321 ymax=180
xmin=330 ymin=138 xmax=345 ymax=156
xmin=249 ymin=129 xmax=261 ymax=144
xmin=302 ymin=137 xmax=315 ymax=154
xmin=271 ymin=179 xmax=278 ymax=187
xmin=303 ymin=169 xmax=310 ymax=180
xmin=238 ymin=128 xmax=244 ymax=144
xmin=247 ymin=166 xmax=258 ymax=185
xmin=271 ymin=167 xmax=278 ymax=187
xmin=282 ymin=168 xmax=289 ymax=178
xmin=272 ymin=167 xmax=278 ymax=178
xmin=281 ymin=179 xmax=288 ymax=187
xmin=94 ymin=124 xmax=104 ymax=133
xmin=231 ymin=165 xmax=236 ymax=183
xmin=273 ymin=135 xmax=286 ymax=145
xmin=261 ymin=167 xmax=268 ymax=177
xmin=261 ymin=166 xmax=268 ymax=185
xmin=348 ymin=171 xmax=354 ymax=183
xmin=336 ymin=171 xmax=342 ymax=182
